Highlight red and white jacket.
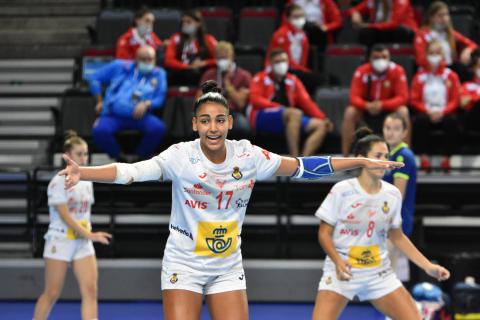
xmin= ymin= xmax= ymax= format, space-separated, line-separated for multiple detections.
xmin=414 ymin=27 xmax=478 ymax=68
xmin=266 ymin=22 xmax=310 ymax=72
xmin=345 ymin=0 xmax=417 ymax=32
xmin=116 ymin=28 xmax=162 ymax=60
xmin=350 ymin=62 xmax=409 ymax=111
xmin=249 ymin=70 xmax=326 ymax=128
xmin=164 ymin=32 xmax=217 ymax=70
xmin=287 ymin=0 xmax=343 ymax=42
xmin=460 ymin=79 xmax=480 ymax=111
xmin=410 ymin=64 xmax=460 ymax=115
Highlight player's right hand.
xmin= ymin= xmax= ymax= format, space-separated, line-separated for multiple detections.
xmin=59 ymin=153 xmax=81 ymax=189
xmin=89 ymin=232 xmax=112 ymax=245
xmin=335 ymin=259 xmax=353 ymax=281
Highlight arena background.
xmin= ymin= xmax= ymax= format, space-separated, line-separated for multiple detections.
xmin=0 ymin=0 xmax=480 ymax=318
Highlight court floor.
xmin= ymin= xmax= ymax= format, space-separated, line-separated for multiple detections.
xmin=1 ymin=301 xmax=385 ymax=319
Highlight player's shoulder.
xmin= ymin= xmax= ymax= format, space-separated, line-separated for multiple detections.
xmin=48 ymin=173 xmax=65 ymax=190
xmin=382 ymin=180 xmax=402 ymax=199
xmin=332 ymin=178 xmax=357 ymax=193
xmin=228 ymin=139 xmax=256 ymax=153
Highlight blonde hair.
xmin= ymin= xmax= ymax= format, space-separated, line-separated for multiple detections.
xmin=216 ymin=41 xmax=234 ymax=56
xmin=63 ymin=130 xmax=87 ymax=153
xmin=425 ymin=1 xmax=457 ymax=59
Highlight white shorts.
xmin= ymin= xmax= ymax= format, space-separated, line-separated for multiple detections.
xmin=318 ymin=268 xmax=402 ymax=301
xmin=43 ymin=233 xmax=95 ymax=262
xmin=161 ymin=265 xmax=246 ymax=295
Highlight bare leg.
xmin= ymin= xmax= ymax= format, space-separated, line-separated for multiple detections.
xmin=207 ymin=290 xmax=248 ymax=320
xmin=283 ymin=108 xmax=303 ymax=157
xmin=162 ymin=289 xmax=203 ymax=320
xmin=371 ymin=286 xmax=421 ymax=320
xmin=396 ymin=106 xmax=411 ymax=146
xmin=73 ymin=255 xmax=98 ymax=320
xmin=341 ymin=106 xmax=362 ymax=156
xmin=311 ymin=290 xmax=349 ymax=320
xmin=302 ymin=118 xmax=328 ymax=156
xmin=33 ymin=258 xmax=69 ymax=320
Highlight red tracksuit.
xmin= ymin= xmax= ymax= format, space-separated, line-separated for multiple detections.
xmin=164 ymin=32 xmax=217 ymax=70
xmin=116 ymin=28 xmax=162 ymax=60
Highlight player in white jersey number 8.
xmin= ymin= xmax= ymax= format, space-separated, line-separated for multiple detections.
xmin=312 ymin=128 xmax=450 ymax=320
xmin=59 ymin=80 xmax=403 ymax=320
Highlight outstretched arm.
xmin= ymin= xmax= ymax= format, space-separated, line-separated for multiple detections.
xmin=389 ymin=228 xmax=450 ymax=281
xmin=59 ymin=154 xmax=163 ymax=189
xmin=275 ymin=156 xmax=404 ymax=177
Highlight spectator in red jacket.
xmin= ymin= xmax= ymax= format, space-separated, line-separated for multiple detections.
xmin=249 ymin=49 xmax=332 ymax=157
xmin=414 ymin=1 xmax=477 ymax=82
xmin=341 ymin=44 xmax=410 ymax=156
xmin=267 ymin=4 xmax=320 ymax=94
xmin=198 ymin=41 xmax=252 ymax=139
xmin=346 ymin=0 xmax=417 ymax=48
xmin=287 ymin=0 xmax=343 ymax=51
xmin=116 ymin=8 xmax=162 ymax=60
xmin=460 ymin=50 xmax=480 ymax=136
xmin=411 ymin=41 xmax=461 ymax=171
xmin=164 ymin=10 xmax=217 ymax=86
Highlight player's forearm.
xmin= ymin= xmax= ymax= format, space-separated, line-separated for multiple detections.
xmin=79 ymin=164 xmax=117 ymax=183
xmin=390 ymin=230 xmax=431 ymax=270
xmin=330 ymin=157 xmax=368 ymax=171
xmin=57 ymin=205 xmax=92 ymax=239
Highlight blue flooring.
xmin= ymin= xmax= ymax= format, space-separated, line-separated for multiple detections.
xmin=1 ymin=301 xmax=386 ymax=319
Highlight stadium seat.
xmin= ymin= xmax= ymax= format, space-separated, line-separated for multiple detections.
xmin=96 ymin=10 xmax=134 ymax=47
xmin=451 ymin=14 xmax=474 ymax=39
xmin=199 ymin=7 xmax=233 ymax=41
xmin=237 ymin=7 xmax=278 ymax=51
xmin=314 ymin=87 xmax=350 ymax=134
xmin=152 ymin=8 xmax=181 ymax=41
xmin=60 ymin=88 xmax=96 ymax=139
xmin=162 ymin=88 xmax=196 ymax=140
xmin=382 ymin=44 xmax=416 ymax=82
xmin=324 ymin=45 xmax=366 ymax=86
xmin=335 ymin=19 xmax=359 ymax=44
xmin=236 ymin=50 xmax=264 ymax=75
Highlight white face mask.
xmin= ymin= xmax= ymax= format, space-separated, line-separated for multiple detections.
xmin=182 ymin=23 xmax=197 ymax=35
xmin=291 ymin=17 xmax=306 ymax=30
xmin=427 ymin=54 xmax=442 ymax=68
xmin=372 ymin=58 xmax=389 ymax=73
xmin=217 ymin=58 xmax=231 ymax=72
xmin=432 ymin=22 xmax=446 ymax=31
xmin=273 ymin=61 xmax=289 ymax=76
xmin=137 ymin=24 xmax=152 ymax=38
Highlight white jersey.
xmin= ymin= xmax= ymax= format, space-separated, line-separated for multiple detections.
xmin=315 ymin=178 xmax=402 ymax=276
xmin=46 ymin=174 xmax=94 ymax=239
xmin=153 ymin=139 xmax=281 ymax=275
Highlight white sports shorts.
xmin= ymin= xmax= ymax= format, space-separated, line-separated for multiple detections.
xmin=43 ymin=233 xmax=95 ymax=262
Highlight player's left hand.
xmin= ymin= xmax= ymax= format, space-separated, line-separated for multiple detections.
xmin=363 ymin=158 xmax=404 ymax=170
xmin=426 ymin=263 xmax=450 ymax=281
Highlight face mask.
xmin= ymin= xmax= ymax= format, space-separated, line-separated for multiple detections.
xmin=291 ymin=17 xmax=306 ymax=30
xmin=137 ymin=24 xmax=152 ymax=38
xmin=182 ymin=23 xmax=197 ymax=35
xmin=217 ymin=58 xmax=231 ymax=72
xmin=273 ymin=61 xmax=289 ymax=76
xmin=427 ymin=54 xmax=442 ymax=68
xmin=432 ymin=22 xmax=446 ymax=31
xmin=372 ymin=58 xmax=389 ymax=73
xmin=138 ymin=62 xmax=154 ymax=74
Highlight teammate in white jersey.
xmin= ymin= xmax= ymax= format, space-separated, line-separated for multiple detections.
xmin=33 ymin=131 xmax=111 ymax=320
xmin=312 ymin=128 xmax=450 ymax=320
xmin=58 ymin=81 xmax=403 ymax=320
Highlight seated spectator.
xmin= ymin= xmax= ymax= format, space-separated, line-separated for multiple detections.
xmin=164 ymin=10 xmax=217 ymax=86
xmin=88 ymin=46 xmax=167 ymax=161
xmin=267 ymin=4 xmax=321 ymax=94
xmin=411 ymin=41 xmax=461 ymax=171
xmin=116 ymin=8 xmax=162 ymax=60
xmin=346 ymin=0 xmax=417 ymax=48
xmin=341 ymin=44 xmax=410 ymax=156
xmin=286 ymin=0 xmax=343 ymax=52
xmin=249 ymin=48 xmax=332 ymax=157
xmin=459 ymin=50 xmax=480 ymax=135
xmin=197 ymin=41 xmax=252 ymax=139
xmin=414 ymin=1 xmax=478 ymax=82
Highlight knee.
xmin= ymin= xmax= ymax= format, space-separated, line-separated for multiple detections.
xmin=284 ymin=108 xmax=303 ymax=121
xmin=43 ymin=287 xmax=62 ymax=302
xmin=343 ymin=106 xmax=360 ymax=122
xmin=309 ymin=119 xmax=327 ymax=131
xmin=80 ymin=282 xmax=97 ymax=300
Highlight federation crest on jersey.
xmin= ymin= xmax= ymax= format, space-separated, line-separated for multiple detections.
xmin=382 ymin=201 xmax=390 ymax=214
xmin=170 ymin=273 xmax=178 ymax=284
xmin=232 ymin=167 xmax=243 ymax=180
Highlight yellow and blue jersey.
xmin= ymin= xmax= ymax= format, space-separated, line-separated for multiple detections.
xmin=383 ymin=142 xmax=417 ymax=236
